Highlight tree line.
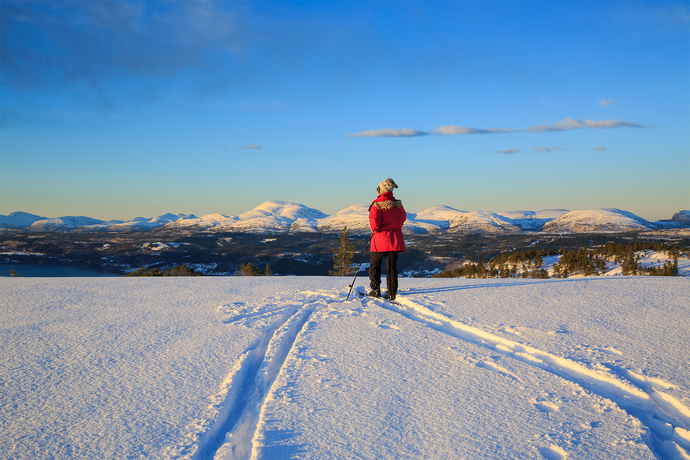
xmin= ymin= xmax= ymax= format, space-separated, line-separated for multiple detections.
xmin=123 ymin=231 xmax=684 ymax=279
xmin=433 ymin=242 xmax=686 ymax=279
xmin=126 ymin=265 xmax=203 ymax=276
xmin=235 ymin=262 xmax=272 ymax=276
xmin=236 ymin=226 xmax=358 ymax=277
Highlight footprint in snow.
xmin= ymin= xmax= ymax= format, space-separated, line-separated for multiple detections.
xmin=535 ymin=401 xmax=560 ymax=414
xmin=598 ymin=346 xmax=623 ymax=356
xmin=548 ymin=326 xmax=570 ymax=335
xmin=373 ymin=320 xmax=400 ymax=331
xmin=538 ymin=445 xmax=568 ymax=460
xmin=500 ymin=326 xmax=523 ymax=337
xmin=218 ymin=301 xmax=295 ymax=328
xmin=476 ymin=360 xmax=523 ymax=383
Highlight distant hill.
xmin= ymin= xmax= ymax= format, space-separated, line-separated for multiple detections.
xmin=0 ymin=212 xmax=46 ymax=229
xmin=2 ymin=203 xmax=688 ymax=234
xmin=27 ymin=216 xmax=106 ymax=232
xmin=671 ymin=211 xmax=690 ymax=225
xmin=542 ymin=209 xmax=656 ymax=233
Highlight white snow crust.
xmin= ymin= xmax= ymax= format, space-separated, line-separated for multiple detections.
xmin=2 ymin=276 xmax=689 ymax=459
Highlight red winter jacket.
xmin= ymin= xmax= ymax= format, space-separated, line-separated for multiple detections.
xmin=369 ymin=191 xmax=407 ymax=252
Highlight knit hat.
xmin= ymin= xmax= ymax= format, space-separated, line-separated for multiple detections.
xmin=378 ymin=178 xmax=398 ymax=193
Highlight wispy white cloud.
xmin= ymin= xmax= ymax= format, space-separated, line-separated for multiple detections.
xmin=241 ymin=144 xmax=262 ymax=149
xmin=533 ymin=146 xmax=566 ymax=152
xmin=346 ymin=128 xmax=429 ymax=138
xmin=594 ymin=146 xmax=607 ymax=151
xmin=433 ymin=126 xmax=516 ymax=135
xmin=349 ymin=118 xmax=648 ymax=139
xmin=523 ymin=118 xmax=648 ymax=133
xmin=495 ymin=149 xmax=520 ymax=155
xmin=599 ymin=99 xmax=615 ymax=106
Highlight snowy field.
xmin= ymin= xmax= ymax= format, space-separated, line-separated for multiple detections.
xmin=1 ymin=276 xmax=689 ymax=459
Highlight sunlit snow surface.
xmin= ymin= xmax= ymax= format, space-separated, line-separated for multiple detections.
xmin=2 ymin=277 xmax=689 ymax=459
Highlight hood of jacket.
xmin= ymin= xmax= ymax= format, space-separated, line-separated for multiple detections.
xmin=370 ymin=191 xmax=403 ymax=211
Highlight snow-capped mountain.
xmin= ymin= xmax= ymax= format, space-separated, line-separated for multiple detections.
xmin=2 ymin=203 xmax=688 ymax=234
xmin=27 ymin=216 xmax=107 ymax=232
xmin=499 ymin=210 xmax=570 ymax=231
xmin=170 ymin=201 xmax=328 ymax=233
xmin=672 ymin=210 xmax=690 ymax=225
xmin=95 ymin=213 xmax=196 ymax=231
xmin=542 ymin=209 xmax=657 ymax=233
xmin=407 ymin=205 xmax=466 ymax=234
xmin=0 ymin=212 xmax=46 ymax=229
xmin=230 ymin=201 xmax=328 ymax=233
xmin=168 ymin=213 xmax=239 ymax=230
xmin=316 ymin=205 xmax=372 ymax=234
xmin=446 ymin=211 xmax=523 ymax=234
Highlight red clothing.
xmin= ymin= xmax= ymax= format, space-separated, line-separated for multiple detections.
xmin=369 ymin=191 xmax=406 ymax=252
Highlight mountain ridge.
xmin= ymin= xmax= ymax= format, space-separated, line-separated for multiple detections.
xmin=1 ymin=201 xmax=688 ymax=234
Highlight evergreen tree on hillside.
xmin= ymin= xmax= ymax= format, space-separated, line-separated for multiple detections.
xmin=126 ymin=265 xmax=202 ymax=276
xmin=330 ymin=227 xmax=356 ymax=276
xmin=237 ymin=262 xmax=262 ymax=276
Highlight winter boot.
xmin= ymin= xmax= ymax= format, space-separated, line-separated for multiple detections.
xmin=384 ymin=293 xmax=396 ymax=301
xmin=368 ymin=288 xmax=381 ymax=298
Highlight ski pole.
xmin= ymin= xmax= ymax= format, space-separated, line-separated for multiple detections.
xmin=346 ymin=233 xmax=373 ymax=301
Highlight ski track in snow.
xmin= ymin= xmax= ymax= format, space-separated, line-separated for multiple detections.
xmin=168 ymin=287 xmax=690 ymax=460
xmin=358 ymin=288 xmax=690 ymax=460
xmin=168 ymin=292 xmax=337 ymax=460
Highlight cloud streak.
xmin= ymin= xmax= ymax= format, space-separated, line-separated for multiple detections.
xmin=533 ymin=146 xmax=566 ymax=152
xmin=522 ymin=118 xmax=648 ymax=133
xmin=349 ymin=118 xmax=648 ymax=138
xmin=433 ymin=126 xmax=516 ymax=135
xmin=347 ymin=128 xmax=429 ymax=138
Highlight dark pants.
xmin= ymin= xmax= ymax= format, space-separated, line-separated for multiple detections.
xmin=369 ymin=251 xmax=400 ymax=296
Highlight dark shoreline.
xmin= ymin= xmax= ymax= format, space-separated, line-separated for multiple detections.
xmin=1 ymin=262 xmax=120 ymax=278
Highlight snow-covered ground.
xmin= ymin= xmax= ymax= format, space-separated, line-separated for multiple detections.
xmin=1 ymin=277 xmax=689 ymax=459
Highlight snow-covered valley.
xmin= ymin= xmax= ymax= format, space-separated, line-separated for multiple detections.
xmin=2 ymin=276 xmax=688 ymax=459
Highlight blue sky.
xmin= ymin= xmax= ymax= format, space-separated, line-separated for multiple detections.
xmin=1 ymin=0 xmax=688 ymax=221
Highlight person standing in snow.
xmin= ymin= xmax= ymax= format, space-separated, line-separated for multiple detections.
xmin=368 ymin=178 xmax=406 ymax=300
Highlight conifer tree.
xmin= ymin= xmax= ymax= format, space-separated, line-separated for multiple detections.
xmin=237 ymin=262 xmax=261 ymax=276
xmin=330 ymin=227 xmax=356 ymax=276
